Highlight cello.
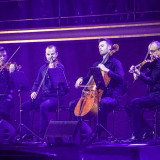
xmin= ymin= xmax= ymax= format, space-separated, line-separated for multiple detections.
xmin=74 ymin=44 xmax=119 ymax=118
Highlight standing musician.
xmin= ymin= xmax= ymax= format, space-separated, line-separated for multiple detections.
xmin=21 ymin=45 xmax=67 ymax=139
xmin=0 ymin=46 xmax=16 ymax=123
xmin=125 ymin=41 xmax=160 ymax=143
xmin=69 ymin=38 xmax=124 ymax=140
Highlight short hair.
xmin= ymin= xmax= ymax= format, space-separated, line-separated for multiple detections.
xmin=149 ymin=41 xmax=160 ymax=49
xmin=46 ymin=45 xmax=57 ymax=52
xmin=98 ymin=38 xmax=113 ymax=49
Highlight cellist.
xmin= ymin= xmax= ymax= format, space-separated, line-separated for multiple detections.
xmin=69 ymin=38 xmax=124 ymax=140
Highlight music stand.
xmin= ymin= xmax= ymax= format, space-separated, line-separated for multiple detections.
xmin=11 ymin=71 xmax=29 ymax=92
xmin=84 ymin=67 xmax=118 ymax=144
xmin=10 ymin=71 xmax=42 ymax=143
xmin=49 ymin=67 xmax=69 ymax=120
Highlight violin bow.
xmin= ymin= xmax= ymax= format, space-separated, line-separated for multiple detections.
xmin=7 ymin=46 xmax=21 ymax=64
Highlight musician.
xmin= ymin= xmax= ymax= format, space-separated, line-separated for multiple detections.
xmin=69 ymin=38 xmax=124 ymax=140
xmin=125 ymin=41 xmax=160 ymax=143
xmin=0 ymin=46 xmax=15 ymax=123
xmin=21 ymin=45 xmax=66 ymax=139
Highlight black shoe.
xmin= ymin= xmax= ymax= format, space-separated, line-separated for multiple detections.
xmin=142 ymin=131 xmax=154 ymax=142
xmin=121 ymin=135 xmax=142 ymax=144
xmin=21 ymin=134 xmax=33 ymax=142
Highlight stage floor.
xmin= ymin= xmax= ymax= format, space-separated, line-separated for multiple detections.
xmin=0 ymin=141 xmax=160 ymax=160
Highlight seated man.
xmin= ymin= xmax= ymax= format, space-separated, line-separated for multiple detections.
xmin=125 ymin=41 xmax=160 ymax=143
xmin=69 ymin=39 xmax=125 ymax=141
xmin=0 ymin=46 xmax=16 ymax=123
xmin=21 ymin=45 xmax=68 ymax=140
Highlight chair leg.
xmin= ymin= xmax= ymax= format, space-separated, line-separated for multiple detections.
xmin=112 ymin=110 xmax=115 ymax=137
xmin=56 ymin=107 xmax=73 ymax=121
xmin=56 ymin=108 xmax=60 ymax=121
xmin=31 ymin=111 xmax=35 ymax=129
xmin=69 ymin=109 xmax=73 ymax=121
xmin=154 ymin=109 xmax=158 ymax=141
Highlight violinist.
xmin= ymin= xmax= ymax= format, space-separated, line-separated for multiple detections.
xmin=124 ymin=41 xmax=160 ymax=143
xmin=0 ymin=46 xmax=16 ymax=123
xmin=69 ymin=38 xmax=124 ymax=141
xmin=21 ymin=45 xmax=66 ymax=140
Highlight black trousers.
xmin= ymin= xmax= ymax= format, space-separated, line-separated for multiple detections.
xmin=125 ymin=92 xmax=160 ymax=138
xmin=69 ymin=96 xmax=118 ymax=137
xmin=21 ymin=96 xmax=63 ymax=138
xmin=0 ymin=95 xmax=13 ymax=123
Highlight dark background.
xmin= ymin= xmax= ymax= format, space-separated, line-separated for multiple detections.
xmin=0 ymin=0 xmax=160 ymax=29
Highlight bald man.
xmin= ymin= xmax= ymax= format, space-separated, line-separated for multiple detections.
xmin=125 ymin=41 xmax=160 ymax=143
xmin=21 ymin=45 xmax=66 ymax=140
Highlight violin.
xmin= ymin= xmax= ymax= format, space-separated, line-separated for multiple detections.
xmin=0 ymin=46 xmax=21 ymax=72
xmin=0 ymin=62 xmax=22 ymax=72
xmin=129 ymin=59 xmax=154 ymax=75
xmin=74 ymin=44 xmax=119 ymax=118
xmin=135 ymin=59 xmax=154 ymax=71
